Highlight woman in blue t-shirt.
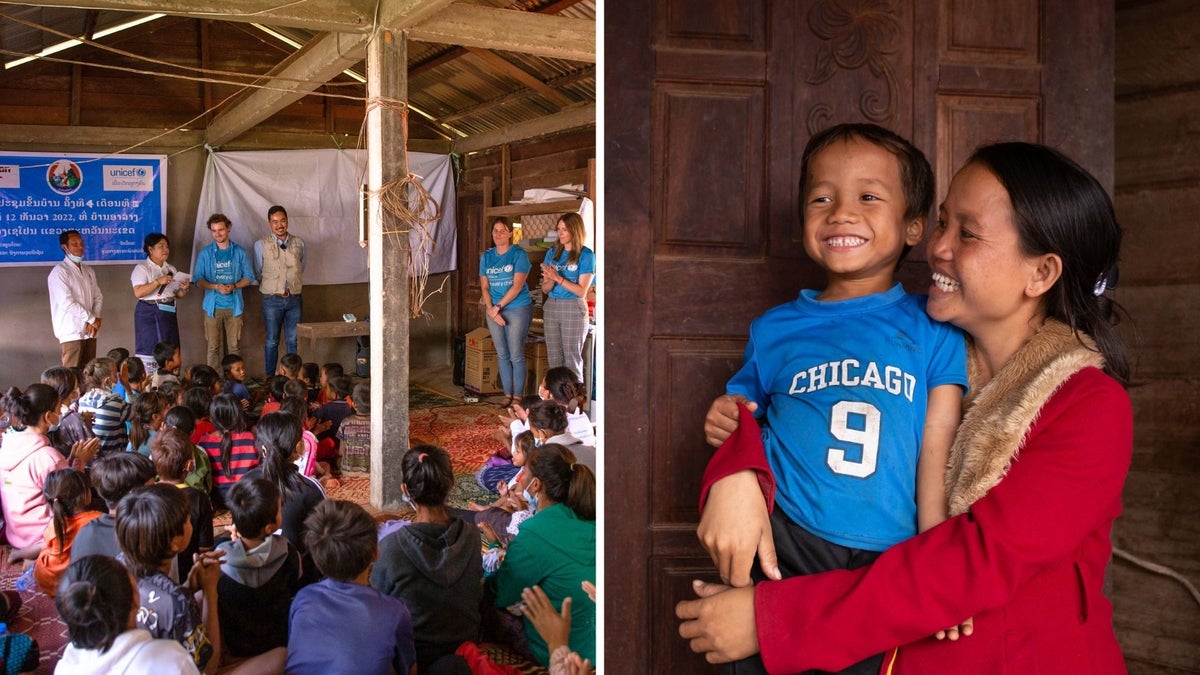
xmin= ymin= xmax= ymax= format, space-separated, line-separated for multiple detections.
xmin=479 ymin=217 xmax=534 ymax=408
xmin=539 ymin=213 xmax=595 ymax=381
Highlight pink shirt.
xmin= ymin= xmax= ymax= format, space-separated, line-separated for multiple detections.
xmin=0 ymin=430 xmax=68 ymax=549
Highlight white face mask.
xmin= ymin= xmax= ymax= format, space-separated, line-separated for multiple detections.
xmin=66 ymin=253 xmax=84 ymax=264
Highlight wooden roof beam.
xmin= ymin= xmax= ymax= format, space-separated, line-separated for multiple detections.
xmin=464 ymin=47 xmax=574 ymax=107
xmin=10 ymin=1 xmax=595 ymax=61
xmin=452 ymin=102 xmax=594 ymax=154
xmin=410 ymin=4 xmax=594 ymax=63
xmin=205 ymin=31 xmax=370 ymax=147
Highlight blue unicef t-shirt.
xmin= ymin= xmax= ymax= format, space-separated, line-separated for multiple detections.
xmin=479 ymin=247 xmax=532 ymax=308
xmin=210 ymin=247 xmax=236 ymax=311
xmin=544 ymin=246 xmax=596 ymax=300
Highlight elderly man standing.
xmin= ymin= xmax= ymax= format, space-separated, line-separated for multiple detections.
xmin=254 ymin=204 xmax=306 ymax=376
xmin=47 ymin=229 xmax=104 ymax=368
xmin=194 ymin=213 xmax=255 ymax=370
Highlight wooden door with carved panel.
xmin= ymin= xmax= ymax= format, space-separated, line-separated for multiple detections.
xmin=604 ymin=0 xmax=1112 ymax=671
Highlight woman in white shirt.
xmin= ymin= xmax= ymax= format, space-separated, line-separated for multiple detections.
xmin=130 ymin=233 xmax=190 ymax=363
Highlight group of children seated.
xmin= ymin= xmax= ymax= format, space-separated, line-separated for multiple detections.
xmin=0 ymin=348 xmax=597 ymax=674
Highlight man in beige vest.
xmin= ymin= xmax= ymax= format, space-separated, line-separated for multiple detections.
xmin=254 ymin=205 xmax=305 ymax=376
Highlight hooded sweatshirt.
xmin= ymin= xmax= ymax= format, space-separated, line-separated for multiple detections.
xmin=216 ymin=535 xmax=299 ymax=657
xmin=371 ymin=517 xmax=483 ymax=667
xmin=487 ymin=503 xmax=596 ymax=666
xmin=0 ymin=428 xmax=67 ymax=548
xmin=56 ymin=628 xmax=198 ymax=675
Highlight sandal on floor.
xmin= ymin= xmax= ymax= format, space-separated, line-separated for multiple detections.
xmin=498 ymin=396 xmax=514 ymax=409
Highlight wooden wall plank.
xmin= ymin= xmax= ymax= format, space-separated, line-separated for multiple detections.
xmin=1116 ymin=90 xmax=1200 ymax=189
xmin=1116 ymin=0 xmax=1200 ymax=96
xmin=1112 ymin=284 xmax=1200 ymax=378
xmin=1114 ymin=185 xmax=1200 ymax=286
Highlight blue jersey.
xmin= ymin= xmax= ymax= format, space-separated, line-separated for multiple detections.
xmin=728 ymin=284 xmax=967 ymax=551
xmin=479 ymin=246 xmax=533 ymax=308
xmin=544 ymin=246 xmax=595 ymax=299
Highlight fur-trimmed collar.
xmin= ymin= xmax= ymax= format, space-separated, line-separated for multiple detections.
xmin=946 ymin=320 xmax=1105 ymax=516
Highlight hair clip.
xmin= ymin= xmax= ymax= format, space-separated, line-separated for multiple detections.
xmin=417 ymin=452 xmax=428 ymax=462
xmin=1093 ymin=265 xmax=1119 ymax=296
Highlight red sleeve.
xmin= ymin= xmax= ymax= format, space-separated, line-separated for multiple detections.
xmin=754 ymin=369 xmax=1132 ymax=674
xmin=698 ymin=402 xmax=776 ymax=513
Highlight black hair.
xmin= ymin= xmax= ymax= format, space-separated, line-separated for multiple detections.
xmin=151 ymin=426 xmax=194 ymax=481
xmin=301 ymin=362 xmax=320 ymax=387
xmin=513 ymin=430 xmax=536 ymax=463
xmin=517 ymin=394 xmax=541 ymax=411
xmin=266 ymin=375 xmax=290 ymax=402
xmin=350 ymin=381 xmax=370 ymax=413
xmin=141 ymin=232 xmax=168 ymax=256
xmin=44 ymin=468 xmax=91 ymax=554
xmin=40 ymin=366 xmax=79 ymax=402
xmin=183 ymin=386 xmax=212 ymax=421
xmin=227 ymin=477 xmax=281 ymax=539
xmin=209 ymin=392 xmax=248 ymax=478
xmin=279 ymin=395 xmax=308 ymax=422
xmin=268 ymin=205 xmax=288 ymax=219
xmin=163 ymin=405 xmax=196 ymax=437
xmin=152 ymin=341 xmax=178 ymax=369
xmin=58 ymin=229 xmax=81 ymax=247
xmin=321 ymin=362 xmax=344 ymax=382
xmin=106 ymin=347 xmax=129 ymax=366
xmin=123 ymin=356 xmax=146 ymax=384
xmin=220 ymin=353 xmax=245 ymax=378
xmin=254 ymin=412 xmax=307 ymax=500
xmin=542 ymin=367 xmax=586 ymax=414
xmin=303 ymin=500 xmax=377 ymax=582
xmin=282 ymin=378 xmax=308 ymax=401
xmin=128 ymin=390 xmax=170 ymax=452
xmin=799 ymin=123 xmax=934 ymax=262
xmin=56 ymin=555 xmax=135 ymax=653
xmin=527 ymin=399 xmax=568 ymax=435
xmin=187 ymin=364 xmax=220 ymax=393
xmin=115 ymin=483 xmax=190 ymax=578
xmin=968 ymin=142 xmax=1130 ymax=384
xmin=156 ymin=379 xmax=183 ymax=404
xmin=279 ymin=353 xmax=303 ymax=377
xmin=401 ymin=444 xmax=454 ymax=506
xmin=329 ymin=374 xmax=353 ymax=400
xmin=0 ymin=383 xmax=59 ymax=429
xmin=527 ymin=443 xmax=595 ymax=521
xmin=90 ymin=452 xmax=156 ymax=507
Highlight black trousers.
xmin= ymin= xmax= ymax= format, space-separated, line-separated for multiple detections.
xmin=727 ymin=509 xmax=885 ymax=675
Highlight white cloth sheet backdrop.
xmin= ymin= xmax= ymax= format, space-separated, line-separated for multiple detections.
xmin=190 ymin=149 xmax=457 ymax=283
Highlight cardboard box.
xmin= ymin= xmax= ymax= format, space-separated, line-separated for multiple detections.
xmin=465 ymin=349 xmax=502 ymax=393
xmin=524 ymin=338 xmax=550 ymax=395
xmin=465 ymin=327 xmax=495 ymax=352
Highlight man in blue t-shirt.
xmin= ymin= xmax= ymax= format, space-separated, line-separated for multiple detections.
xmin=193 ymin=213 xmax=255 ymax=370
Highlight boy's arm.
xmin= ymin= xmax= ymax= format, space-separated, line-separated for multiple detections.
xmin=916 ymin=384 xmax=962 ymax=533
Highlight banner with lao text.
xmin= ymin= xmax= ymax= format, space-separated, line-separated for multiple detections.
xmin=0 ymin=151 xmax=167 ymax=266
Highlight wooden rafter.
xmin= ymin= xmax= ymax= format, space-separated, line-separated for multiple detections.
xmin=452 ymin=102 xmax=594 ymax=153
xmin=465 ymin=47 xmax=573 ymax=107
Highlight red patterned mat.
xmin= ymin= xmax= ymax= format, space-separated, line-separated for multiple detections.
xmin=411 ymin=403 xmax=508 ymax=473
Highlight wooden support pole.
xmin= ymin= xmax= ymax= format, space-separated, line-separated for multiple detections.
xmin=367 ymin=28 xmax=410 ymax=511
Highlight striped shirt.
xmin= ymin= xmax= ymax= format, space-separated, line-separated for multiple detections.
xmin=196 ymin=430 xmax=259 ymax=486
xmin=78 ymin=388 xmax=130 ymax=455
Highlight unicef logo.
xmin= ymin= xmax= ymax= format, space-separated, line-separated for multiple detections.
xmin=567 ymin=264 xmax=578 ymax=272
xmin=46 ymin=160 xmax=83 ymax=195
xmin=503 ymin=264 xmax=513 ymax=273
xmin=137 ymin=168 xmax=146 ymax=177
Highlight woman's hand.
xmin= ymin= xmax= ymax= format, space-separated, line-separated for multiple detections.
xmin=521 ymin=585 xmax=572 ymax=654
xmin=69 ymin=437 xmax=100 ymax=467
xmin=488 ymin=304 xmax=507 ymax=326
xmin=677 ymin=580 xmax=759 ymax=663
xmin=698 ymin=470 xmax=780 ymax=586
xmin=705 ymin=394 xmax=756 ymax=447
xmin=936 ymin=617 xmax=975 ymax=641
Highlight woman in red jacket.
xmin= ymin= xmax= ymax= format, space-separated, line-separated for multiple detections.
xmin=679 ymin=142 xmax=1132 ymax=674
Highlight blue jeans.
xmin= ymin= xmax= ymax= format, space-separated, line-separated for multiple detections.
xmin=486 ymin=304 xmax=533 ymax=397
xmin=262 ymin=293 xmax=302 ymax=375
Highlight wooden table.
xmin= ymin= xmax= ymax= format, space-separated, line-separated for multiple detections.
xmin=295 ymin=321 xmax=370 ymax=360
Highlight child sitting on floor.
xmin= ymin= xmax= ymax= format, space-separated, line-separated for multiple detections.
xmin=217 ymin=477 xmax=300 ymax=661
xmin=220 ymin=354 xmax=252 ymax=412
xmin=55 ymin=555 xmax=197 ymax=675
xmin=35 ymin=468 xmax=103 ymax=597
xmin=151 ymin=428 xmax=214 ymax=581
xmin=163 ymin=406 xmax=213 ymax=495
xmin=183 ymin=387 xmax=215 ymax=442
xmin=372 ymin=445 xmax=482 ymax=674
xmin=300 ymin=362 xmax=321 ymax=405
xmin=186 ymin=365 xmax=222 ymax=397
xmin=150 ymin=341 xmax=182 ymax=390
xmin=258 ymin=375 xmax=289 ymax=417
xmin=288 ymin=500 xmax=416 ymax=675
xmin=116 ymin=484 xmax=219 ymax=673
xmin=335 ymin=381 xmax=371 ymax=473
xmin=71 ymin=452 xmax=156 ymax=562
xmin=313 ymin=375 xmax=354 ymax=475
xmin=78 ymin=358 xmax=130 ymax=456
xmin=279 ymin=394 xmax=321 ymax=480
xmin=41 ymin=366 xmax=94 ymax=459
xmin=277 ymin=353 xmax=303 ymax=380
xmin=126 ymin=390 xmax=170 ymax=457
xmin=315 ymin=362 xmax=344 ymax=407
xmin=196 ymin=393 xmax=259 ymax=510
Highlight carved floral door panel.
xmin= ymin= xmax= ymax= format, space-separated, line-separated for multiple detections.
xmin=605 ymin=0 xmax=1111 ymax=671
